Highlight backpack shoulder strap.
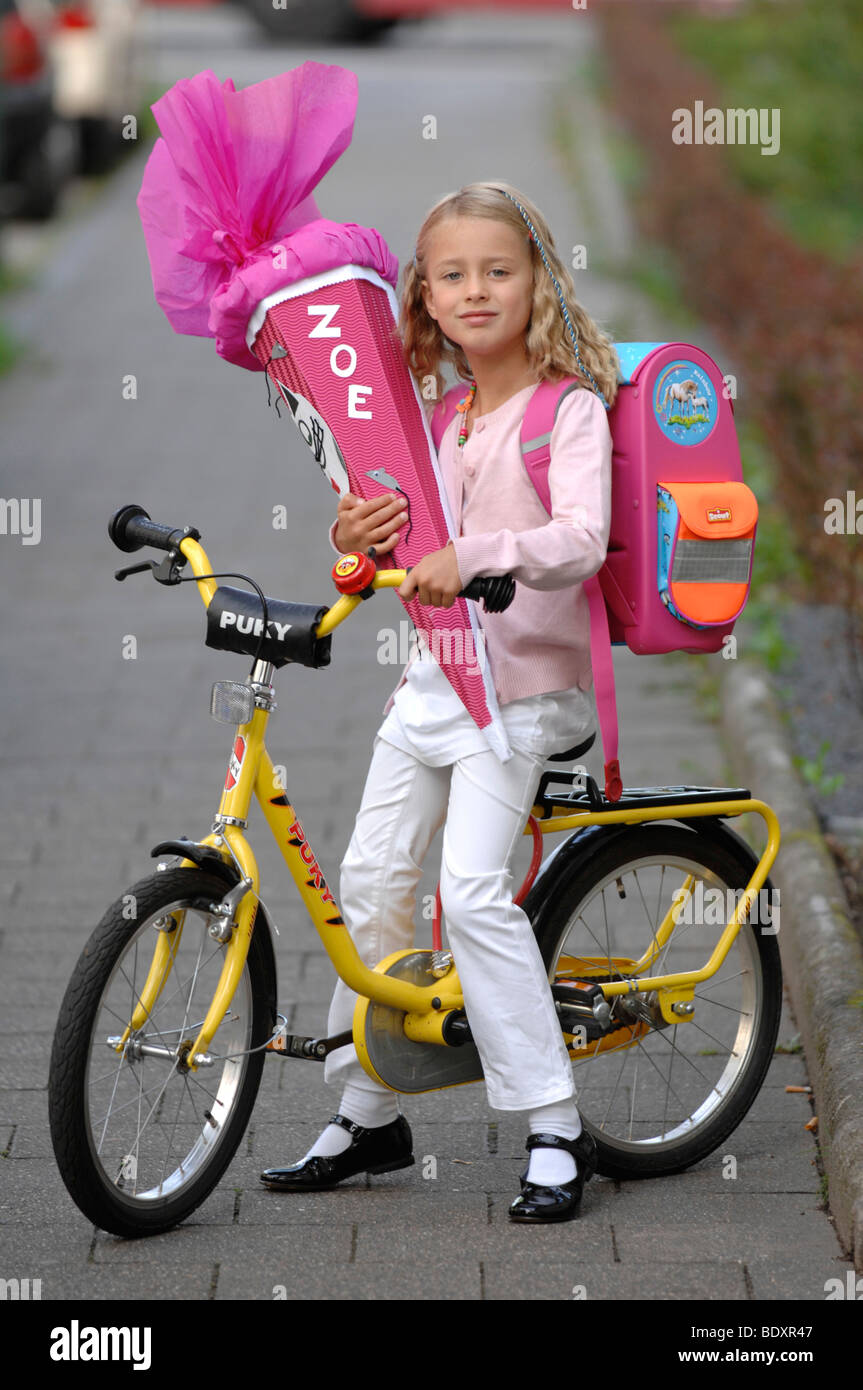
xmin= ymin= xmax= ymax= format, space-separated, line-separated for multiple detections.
xmin=583 ymin=575 xmax=622 ymax=802
xmin=520 ymin=377 xmax=622 ymax=802
xmin=520 ymin=378 xmax=582 ymax=514
xmin=430 ymin=384 xmax=468 ymax=451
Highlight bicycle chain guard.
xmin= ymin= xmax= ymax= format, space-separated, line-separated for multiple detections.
xmin=356 ymin=951 xmax=485 ymax=1093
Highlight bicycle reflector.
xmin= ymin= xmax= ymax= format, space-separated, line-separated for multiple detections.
xmin=210 ymin=681 xmax=256 ymax=725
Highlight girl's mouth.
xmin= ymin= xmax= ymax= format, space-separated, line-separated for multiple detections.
xmin=461 ymin=313 xmax=496 ymax=324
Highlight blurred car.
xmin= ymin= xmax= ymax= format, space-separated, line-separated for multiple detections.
xmin=235 ymin=0 xmax=572 ymax=42
xmin=235 ymin=0 xmax=395 ymax=41
xmin=0 ymin=0 xmax=72 ymax=218
xmin=47 ymin=0 xmax=143 ymax=173
xmin=355 ymin=0 xmax=573 ymax=13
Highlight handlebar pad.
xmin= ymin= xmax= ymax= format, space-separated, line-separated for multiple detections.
xmin=109 ymin=505 xmax=200 ymax=554
xmin=205 ymin=586 xmax=332 ymax=670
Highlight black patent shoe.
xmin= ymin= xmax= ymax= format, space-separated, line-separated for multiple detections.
xmin=508 ymin=1130 xmax=597 ymax=1224
xmin=260 ymin=1113 xmax=414 ymax=1192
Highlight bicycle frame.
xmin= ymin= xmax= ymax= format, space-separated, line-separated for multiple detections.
xmin=129 ymin=533 xmax=781 ymax=1073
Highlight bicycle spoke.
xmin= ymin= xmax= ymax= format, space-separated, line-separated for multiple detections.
xmin=96 ymin=1050 xmax=130 ymax=1157
xmin=632 ymin=865 xmax=662 ymax=961
xmin=596 ymin=1046 xmax=632 ymax=1132
xmin=628 ymin=1031 xmax=694 ymax=1114
xmin=93 ymin=1070 xmax=181 ymax=1131
xmin=696 ymin=969 xmax=749 ymax=997
xmin=601 ymin=883 xmax=612 ymax=967
xmin=686 ymin=1016 xmax=744 ymax=1057
xmin=627 ymin=1041 xmax=640 ymax=1142
xmin=570 ymin=910 xmax=609 ymax=965
xmin=177 ymin=929 xmax=210 ymax=1046
xmin=694 ymin=993 xmax=752 ymax=1021
xmin=133 ymin=1058 xmax=144 ymax=1194
xmin=115 ymin=958 xmax=188 ymax=1058
xmin=637 ymin=1024 xmax=717 ymax=1086
xmin=161 ymin=1069 xmax=194 ymax=1191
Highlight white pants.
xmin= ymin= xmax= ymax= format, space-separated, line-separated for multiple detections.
xmin=324 ymin=733 xmax=576 ymax=1110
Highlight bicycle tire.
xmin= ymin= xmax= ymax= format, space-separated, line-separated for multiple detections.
xmin=49 ymin=869 xmax=276 ymax=1237
xmin=533 ymin=824 xmax=782 ymax=1179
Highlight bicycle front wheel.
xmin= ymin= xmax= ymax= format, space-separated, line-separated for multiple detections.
xmin=49 ymin=869 xmax=276 ymax=1237
xmin=534 ymin=824 xmax=782 ymax=1179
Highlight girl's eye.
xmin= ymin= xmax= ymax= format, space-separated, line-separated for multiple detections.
xmin=442 ymin=268 xmax=509 ymax=281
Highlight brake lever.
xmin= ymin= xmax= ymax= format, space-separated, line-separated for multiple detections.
xmin=115 ymin=548 xmax=188 ymax=586
xmin=115 ymin=561 xmax=154 ymax=582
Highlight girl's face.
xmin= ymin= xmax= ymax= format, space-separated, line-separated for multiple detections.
xmin=420 ymin=216 xmax=534 ymax=365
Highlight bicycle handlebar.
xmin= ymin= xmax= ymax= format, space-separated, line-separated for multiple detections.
xmin=108 ymin=507 xmax=516 ymax=648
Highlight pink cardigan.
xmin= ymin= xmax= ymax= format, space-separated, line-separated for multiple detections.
xmin=329 ymin=381 xmax=612 ymax=707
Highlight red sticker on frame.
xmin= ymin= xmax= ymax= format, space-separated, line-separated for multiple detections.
xmin=225 ymin=735 xmax=246 ymax=791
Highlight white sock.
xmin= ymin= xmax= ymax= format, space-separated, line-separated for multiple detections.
xmin=302 ymin=1083 xmax=400 ymax=1161
xmin=303 ymin=1123 xmax=353 ymax=1161
xmin=526 ymin=1099 xmax=582 ymax=1185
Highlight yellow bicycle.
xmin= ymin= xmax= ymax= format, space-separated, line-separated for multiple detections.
xmin=48 ymin=507 xmax=783 ymax=1237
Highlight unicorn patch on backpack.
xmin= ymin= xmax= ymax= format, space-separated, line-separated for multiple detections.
xmin=654 ymin=361 xmax=717 ymax=445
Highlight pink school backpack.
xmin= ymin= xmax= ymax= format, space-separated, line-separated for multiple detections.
xmin=430 ymin=342 xmax=758 ymax=802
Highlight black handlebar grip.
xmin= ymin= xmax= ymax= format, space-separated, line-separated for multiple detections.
xmin=109 ymin=506 xmax=200 ymax=554
xmin=402 ymin=564 xmax=516 ymax=613
xmin=459 ymin=574 xmax=516 ymax=613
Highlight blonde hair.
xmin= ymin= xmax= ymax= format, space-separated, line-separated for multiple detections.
xmin=399 ymin=181 xmax=620 ymax=408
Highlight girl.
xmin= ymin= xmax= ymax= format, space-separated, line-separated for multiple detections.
xmin=261 ymin=182 xmax=620 ymax=1223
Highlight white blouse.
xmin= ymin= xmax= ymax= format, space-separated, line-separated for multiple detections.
xmin=378 ymin=641 xmax=594 ymax=768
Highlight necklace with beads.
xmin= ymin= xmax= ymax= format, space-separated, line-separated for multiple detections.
xmin=456 ymin=379 xmax=477 ymax=448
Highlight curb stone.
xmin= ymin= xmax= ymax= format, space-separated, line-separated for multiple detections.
xmin=719 ymin=659 xmax=863 ymax=1272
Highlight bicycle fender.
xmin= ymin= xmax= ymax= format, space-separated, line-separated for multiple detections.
xmin=151 ymin=838 xmax=238 ymax=884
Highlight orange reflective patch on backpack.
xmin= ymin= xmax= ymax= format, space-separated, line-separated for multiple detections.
xmin=657 ymin=481 xmax=758 ymax=628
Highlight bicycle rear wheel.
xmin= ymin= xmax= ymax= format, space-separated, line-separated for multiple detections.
xmin=49 ymin=869 xmax=276 ymax=1237
xmin=533 ymin=824 xmax=782 ymax=1179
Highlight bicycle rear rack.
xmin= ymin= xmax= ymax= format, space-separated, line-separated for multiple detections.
xmin=534 ymin=767 xmax=752 ymax=818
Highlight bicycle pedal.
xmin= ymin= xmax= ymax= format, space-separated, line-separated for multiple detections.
xmin=552 ymin=981 xmax=612 ymax=1038
xmin=266 ymin=1032 xmax=324 ymax=1059
xmin=551 ymin=981 xmax=603 ymax=1010
xmin=266 ymin=1029 xmax=352 ymax=1060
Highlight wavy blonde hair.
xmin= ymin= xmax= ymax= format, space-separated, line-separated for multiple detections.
xmin=399 ymin=181 xmax=620 ymax=408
